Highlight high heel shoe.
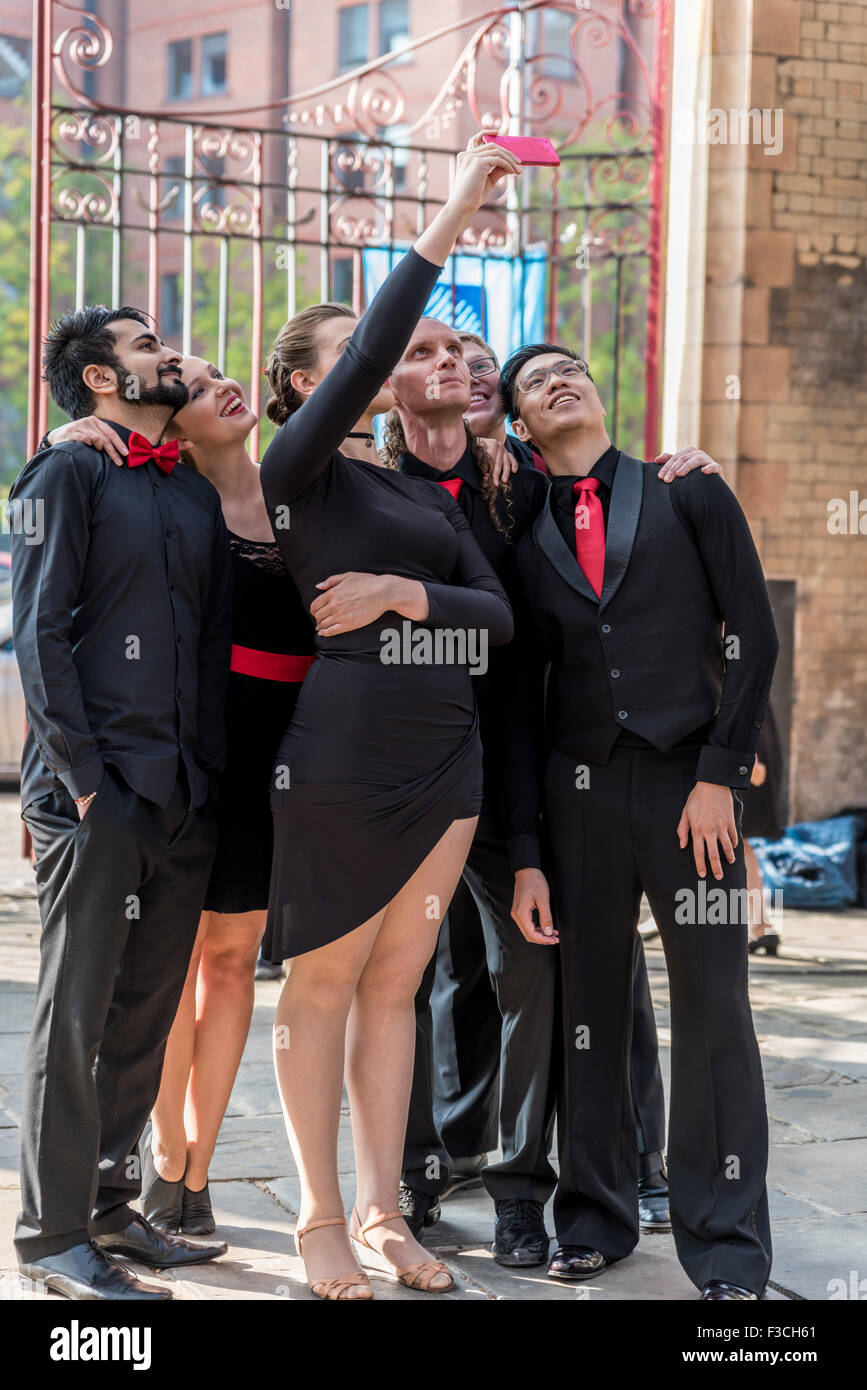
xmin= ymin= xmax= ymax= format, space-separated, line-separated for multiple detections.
xmin=350 ymin=1208 xmax=454 ymax=1293
xmin=139 ymin=1139 xmax=184 ymax=1234
xmin=295 ymin=1216 xmax=373 ymax=1301
xmin=748 ymin=930 xmax=780 ymax=956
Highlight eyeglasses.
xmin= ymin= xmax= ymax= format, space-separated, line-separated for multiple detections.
xmin=467 ymin=355 xmax=500 ymax=379
xmin=516 ymin=359 xmax=590 ymax=394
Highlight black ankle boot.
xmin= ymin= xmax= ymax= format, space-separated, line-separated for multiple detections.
xmin=181 ymin=1181 xmax=216 ymax=1236
xmin=140 ymin=1140 xmax=184 ymax=1235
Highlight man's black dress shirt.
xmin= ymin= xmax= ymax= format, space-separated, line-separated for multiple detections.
xmin=10 ymin=421 xmax=233 ymax=811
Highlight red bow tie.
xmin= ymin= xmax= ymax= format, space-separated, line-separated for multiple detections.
xmin=438 ymin=477 xmax=463 ymax=501
xmin=126 ymin=432 xmax=179 ymax=474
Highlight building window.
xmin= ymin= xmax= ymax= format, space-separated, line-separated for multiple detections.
xmin=0 ymin=34 xmax=31 ymax=99
xmin=160 ymin=273 xmax=183 ymax=338
xmin=540 ymin=10 xmax=574 ymax=81
xmin=161 ymin=156 xmax=185 ymax=221
xmin=381 ymin=123 xmax=410 ymax=192
xmin=338 ymin=4 xmax=369 ymax=72
xmin=334 ymin=139 xmax=366 ymax=193
xmin=332 ymin=257 xmax=354 ymax=304
xmin=379 ymin=1 xmax=410 ymax=61
xmin=167 ymin=39 xmax=193 ymax=101
xmin=201 ymin=32 xmax=227 ymax=96
xmin=199 ymin=152 xmax=227 ymax=209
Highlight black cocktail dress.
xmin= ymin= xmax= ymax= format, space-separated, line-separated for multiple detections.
xmin=203 ymin=528 xmax=315 ymax=914
xmin=259 ymin=248 xmax=513 ymax=959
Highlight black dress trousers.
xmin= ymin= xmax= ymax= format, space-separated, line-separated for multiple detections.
xmin=403 ymin=817 xmax=667 ymax=1202
xmin=546 ymin=742 xmax=771 ymax=1294
xmin=405 ymin=871 xmax=502 ymax=1195
xmin=403 ymin=815 xmax=559 ymax=1202
xmin=14 ymin=765 xmax=217 ymax=1262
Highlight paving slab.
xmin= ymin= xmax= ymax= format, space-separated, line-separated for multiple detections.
xmin=768 ymin=1216 xmax=867 ymax=1302
xmin=767 ymin=1081 xmax=867 ymax=1142
xmin=0 ymin=793 xmax=863 ymax=1301
xmin=767 ymin=1138 xmax=867 ymax=1217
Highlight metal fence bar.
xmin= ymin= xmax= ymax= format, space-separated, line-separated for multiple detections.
xmin=182 ymin=123 xmax=194 ymax=357
xmin=217 ymin=237 xmax=229 ymax=374
xmin=249 ymin=130 xmax=264 ymax=462
xmin=32 ymin=3 xmax=668 ymax=462
xmin=111 ymin=114 xmax=122 ymax=305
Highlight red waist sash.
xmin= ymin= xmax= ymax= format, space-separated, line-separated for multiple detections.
xmin=230 ymin=645 xmax=314 ymax=683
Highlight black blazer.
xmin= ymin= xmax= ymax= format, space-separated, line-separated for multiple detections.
xmin=505 ymin=453 xmax=779 ymax=870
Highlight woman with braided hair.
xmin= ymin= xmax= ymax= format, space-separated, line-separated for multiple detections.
xmin=380 ymin=399 xmax=516 ymax=538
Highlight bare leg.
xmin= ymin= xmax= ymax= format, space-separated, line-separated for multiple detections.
xmin=150 ymin=916 xmax=207 ymax=1180
xmin=745 ymin=841 xmax=776 ymax=941
xmin=184 ymin=910 xmax=265 ymax=1191
xmin=347 ymin=816 xmax=477 ymax=1284
xmin=272 ymin=908 xmax=384 ymax=1293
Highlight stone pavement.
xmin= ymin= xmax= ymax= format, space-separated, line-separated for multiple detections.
xmin=0 ymin=791 xmax=864 ymax=1302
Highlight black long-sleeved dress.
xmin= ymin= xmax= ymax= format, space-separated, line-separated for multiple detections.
xmin=258 ymin=247 xmax=514 ymax=959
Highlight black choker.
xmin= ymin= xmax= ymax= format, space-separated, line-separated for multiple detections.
xmin=346 ymin=432 xmax=376 ymax=449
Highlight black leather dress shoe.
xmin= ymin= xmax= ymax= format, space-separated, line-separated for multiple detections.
xmin=441 ymin=1154 xmax=488 ymax=1199
xmin=19 ymin=1241 xmax=172 ymax=1301
xmin=493 ymin=1199 xmax=550 ymax=1267
xmin=140 ymin=1139 xmax=184 ymax=1234
xmin=398 ymin=1182 xmax=441 ymax=1239
xmin=548 ymin=1245 xmax=606 ymax=1280
xmin=181 ymin=1182 xmax=216 ymax=1236
xmin=638 ymin=1169 xmax=671 ymax=1232
xmin=94 ymin=1213 xmax=227 ymax=1267
xmin=701 ymin=1280 xmax=760 ymax=1300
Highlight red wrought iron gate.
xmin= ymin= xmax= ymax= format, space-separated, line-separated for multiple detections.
xmin=28 ymin=0 xmax=671 ymax=463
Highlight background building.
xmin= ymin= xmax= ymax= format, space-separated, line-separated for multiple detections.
xmin=4 ymin=0 xmax=866 ymax=824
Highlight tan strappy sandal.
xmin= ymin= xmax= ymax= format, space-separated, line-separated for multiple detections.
xmin=350 ymin=1208 xmax=454 ymax=1293
xmin=295 ymin=1216 xmax=373 ymax=1301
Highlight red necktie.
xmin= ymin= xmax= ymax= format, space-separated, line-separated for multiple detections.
xmin=573 ymin=476 xmax=605 ymax=597
xmin=438 ymin=477 xmax=463 ymax=501
xmin=127 ymin=431 xmax=179 ymax=474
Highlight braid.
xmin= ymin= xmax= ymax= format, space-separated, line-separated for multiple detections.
xmin=466 ymin=422 xmax=513 ymax=541
xmin=380 ymin=409 xmax=406 ymax=471
xmin=384 ymin=411 xmax=513 ymax=537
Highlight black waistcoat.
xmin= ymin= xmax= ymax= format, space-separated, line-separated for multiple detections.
xmin=517 ymin=453 xmax=728 ymax=764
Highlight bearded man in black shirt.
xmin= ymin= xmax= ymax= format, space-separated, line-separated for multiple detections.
xmin=10 ymin=307 xmax=232 ymax=1299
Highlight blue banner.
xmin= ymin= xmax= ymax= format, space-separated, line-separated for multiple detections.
xmin=361 ymin=247 xmax=547 ymax=370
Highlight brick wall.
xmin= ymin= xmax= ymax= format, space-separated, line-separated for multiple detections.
xmin=703 ymin=0 xmax=867 ymax=821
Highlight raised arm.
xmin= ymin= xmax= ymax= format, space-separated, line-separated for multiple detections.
xmin=260 ymin=133 xmax=523 ymax=511
xmin=260 ymin=249 xmax=442 ymax=507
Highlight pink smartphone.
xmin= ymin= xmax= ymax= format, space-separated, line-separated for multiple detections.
xmin=481 ymin=133 xmax=561 ymax=166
